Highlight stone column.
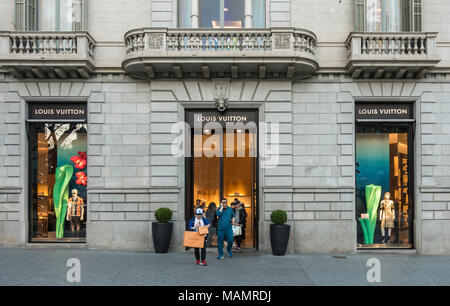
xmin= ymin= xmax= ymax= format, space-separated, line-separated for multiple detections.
xmin=245 ymin=0 xmax=252 ymax=28
xmin=191 ymin=0 xmax=199 ymax=28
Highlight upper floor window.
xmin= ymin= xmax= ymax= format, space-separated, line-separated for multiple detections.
xmin=15 ymin=0 xmax=85 ymax=31
xmin=355 ymin=0 xmax=422 ymax=32
xmin=179 ymin=0 xmax=265 ymax=28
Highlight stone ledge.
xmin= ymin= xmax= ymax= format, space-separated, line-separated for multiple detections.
xmin=263 ymin=187 xmax=355 ymax=193
xmin=434 ymin=211 xmax=450 ymax=220
xmin=419 ymin=187 xmax=450 ymax=193
xmin=293 ymin=187 xmax=354 ymax=193
xmin=422 ymin=202 xmax=448 ymax=211
xmin=88 ymin=187 xmax=180 ymax=194
xmin=0 ymin=188 xmax=22 ymax=194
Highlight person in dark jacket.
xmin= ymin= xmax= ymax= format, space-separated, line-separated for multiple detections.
xmin=231 ymin=199 xmax=247 ymax=250
xmin=216 ymin=198 xmax=235 ymax=260
xmin=205 ymin=202 xmax=217 ymax=247
xmin=188 ymin=208 xmax=210 ymax=266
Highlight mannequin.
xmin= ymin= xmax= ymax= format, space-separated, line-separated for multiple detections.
xmin=379 ymin=192 xmax=395 ymax=243
xmin=66 ymin=189 xmax=85 ymax=237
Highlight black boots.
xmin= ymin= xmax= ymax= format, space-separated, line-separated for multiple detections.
xmin=381 ymin=232 xmax=390 ymax=244
xmin=383 ymin=232 xmax=391 ymax=244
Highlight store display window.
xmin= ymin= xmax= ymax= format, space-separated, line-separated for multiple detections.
xmin=355 ymin=103 xmax=414 ymax=248
xmin=28 ymin=103 xmax=87 ymax=242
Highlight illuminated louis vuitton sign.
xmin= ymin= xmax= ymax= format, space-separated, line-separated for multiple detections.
xmin=29 ymin=103 xmax=87 ymax=120
xmin=188 ymin=111 xmax=257 ymax=127
xmin=355 ymin=103 xmax=413 ymax=120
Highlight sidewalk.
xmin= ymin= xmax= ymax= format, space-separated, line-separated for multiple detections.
xmin=0 ymin=247 xmax=449 ymax=286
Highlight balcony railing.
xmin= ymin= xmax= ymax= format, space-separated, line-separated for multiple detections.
xmin=0 ymin=31 xmax=95 ymax=79
xmin=346 ymin=32 xmax=439 ymax=79
xmin=123 ymin=27 xmax=318 ymax=79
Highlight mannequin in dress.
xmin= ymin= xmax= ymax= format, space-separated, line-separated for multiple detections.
xmin=379 ymin=192 xmax=395 ymax=243
xmin=66 ymin=189 xmax=85 ymax=237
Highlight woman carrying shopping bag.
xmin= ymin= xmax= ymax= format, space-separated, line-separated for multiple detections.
xmin=188 ymin=208 xmax=210 ymax=266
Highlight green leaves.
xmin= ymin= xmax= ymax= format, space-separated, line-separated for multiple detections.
xmin=270 ymin=210 xmax=287 ymax=225
xmin=155 ymin=208 xmax=173 ymax=223
xmin=53 ymin=164 xmax=73 ymax=238
xmin=358 ymin=184 xmax=381 ymax=244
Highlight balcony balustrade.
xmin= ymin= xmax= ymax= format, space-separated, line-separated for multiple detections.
xmin=0 ymin=31 xmax=95 ymax=79
xmin=122 ymin=27 xmax=318 ymax=79
xmin=346 ymin=32 xmax=440 ymax=79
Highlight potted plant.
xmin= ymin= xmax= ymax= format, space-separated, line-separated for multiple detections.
xmin=152 ymin=207 xmax=173 ymax=253
xmin=270 ymin=210 xmax=290 ymax=256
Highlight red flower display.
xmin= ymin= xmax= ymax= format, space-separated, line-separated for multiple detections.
xmin=70 ymin=151 xmax=87 ymax=170
xmin=75 ymin=171 xmax=87 ymax=186
xmin=78 ymin=151 xmax=87 ymax=160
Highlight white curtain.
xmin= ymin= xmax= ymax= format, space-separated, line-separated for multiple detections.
xmin=366 ymin=0 xmax=401 ymax=32
xmin=71 ymin=0 xmax=84 ymax=30
xmin=384 ymin=0 xmax=401 ymax=32
xmin=252 ymin=0 xmax=265 ymax=28
xmin=179 ymin=0 xmax=191 ymax=28
xmin=60 ymin=0 xmax=73 ymax=31
xmin=38 ymin=0 xmax=83 ymax=31
xmin=39 ymin=0 xmax=57 ymax=30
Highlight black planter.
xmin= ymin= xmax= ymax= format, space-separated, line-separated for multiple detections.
xmin=152 ymin=222 xmax=173 ymax=253
xmin=270 ymin=224 xmax=291 ymax=256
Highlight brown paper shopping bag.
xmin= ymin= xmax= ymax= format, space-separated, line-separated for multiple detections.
xmin=183 ymin=231 xmax=205 ymax=248
xmin=198 ymin=226 xmax=209 ymax=235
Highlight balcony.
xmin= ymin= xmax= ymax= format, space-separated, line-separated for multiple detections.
xmin=122 ymin=27 xmax=318 ymax=79
xmin=0 ymin=31 xmax=95 ymax=79
xmin=346 ymin=32 xmax=440 ymax=79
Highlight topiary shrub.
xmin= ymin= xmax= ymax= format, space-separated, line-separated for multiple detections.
xmin=155 ymin=208 xmax=173 ymax=223
xmin=270 ymin=210 xmax=287 ymax=225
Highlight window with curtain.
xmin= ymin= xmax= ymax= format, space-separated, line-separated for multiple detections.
xmin=178 ymin=0 xmax=191 ymax=28
xmin=178 ymin=0 xmax=265 ymax=28
xmin=354 ymin=0 xmax=422 ymax=32
xmin=252 ymin=0 xmax=265 ymax=28
xmin=15 ymin=0 xmax=85 ymax=31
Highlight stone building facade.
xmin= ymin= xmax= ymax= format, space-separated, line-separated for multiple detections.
xmin=0 ymin=0 xmax=450 ymax=254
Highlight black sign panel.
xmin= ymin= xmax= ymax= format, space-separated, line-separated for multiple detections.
xmin=355 ymin=103 xmax=413 ymax=120
xmin=187 ymin=110 xmax=258 ymax=128
xmin=29 ymin=103 xmax=87 ymax=120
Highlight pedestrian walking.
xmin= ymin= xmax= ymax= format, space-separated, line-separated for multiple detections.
xmin=188 ymin=208 xmax=210 ymax=266
xmin=231 ymin=199 xmax=247 ymax=250
xmin=205 ymin=202 xmax=217 ymax=247
xmin=216 ymin=198 xmax=235 ymax=260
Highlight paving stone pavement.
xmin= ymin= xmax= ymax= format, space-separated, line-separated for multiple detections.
xmin=0 ymin=248 xmax=450 ymax=286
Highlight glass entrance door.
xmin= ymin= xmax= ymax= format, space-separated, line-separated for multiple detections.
xmin=186 ymin=110 xmax=258 ymax=249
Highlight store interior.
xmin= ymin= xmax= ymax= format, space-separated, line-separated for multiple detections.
xmin=193 ymin=128 xmax=257 ymax=248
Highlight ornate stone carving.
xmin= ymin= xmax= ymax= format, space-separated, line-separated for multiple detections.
xmin=216 ymin=98 xmax=228 ymax=112
xmin=147 ymin=33 xmax=164 ymax=50
xmin=213 ymin=81 xmax=230 ymax=112
xmin=274 ymin=33 xmax=291 ymax=50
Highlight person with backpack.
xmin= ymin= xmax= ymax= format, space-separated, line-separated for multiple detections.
xmin=188 ymin=208 xmax=210 ymax=266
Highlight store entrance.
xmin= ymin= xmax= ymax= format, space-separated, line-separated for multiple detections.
xmin=185 ymin=110 xmax=258 ymax=249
